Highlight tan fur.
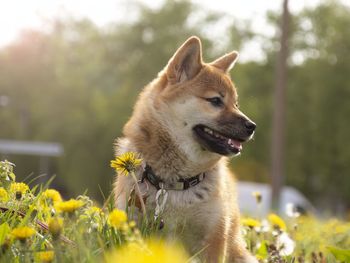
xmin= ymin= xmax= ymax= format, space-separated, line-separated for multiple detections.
xmin=113 ymin=36 xmax=257 ymax=263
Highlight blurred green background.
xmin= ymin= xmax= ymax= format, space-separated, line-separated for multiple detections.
xmin=0 ymin=0 xmax=349 ymax=215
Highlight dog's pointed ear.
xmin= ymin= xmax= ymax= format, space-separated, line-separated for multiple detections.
xmin=210 ymin=51 xmax=239 ymax=73
xmin=166 ymin=36 xmax=203 ymax=84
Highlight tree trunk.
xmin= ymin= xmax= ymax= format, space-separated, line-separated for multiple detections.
xmin=271 ymin=0 xmax=290 ymax=211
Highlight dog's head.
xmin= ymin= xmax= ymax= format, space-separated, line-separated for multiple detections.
xmin=153 ymin=36 xmax=255 ymax=159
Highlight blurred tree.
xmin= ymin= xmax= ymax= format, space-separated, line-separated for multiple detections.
xmin=0 ymin=0 xmax=227 ymax=200
xmin=271 ymin=0 xmax=290 ymax=210
xmin=286 ymin=1 xmax=350 ymax=213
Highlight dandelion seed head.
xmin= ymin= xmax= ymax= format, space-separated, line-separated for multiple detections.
xmin=286 ymin=203 xmax=301 ymax=218
xmin=255 ymin=219 xmax=270 ymax=233
xmin=276 ymin=232 xmax=295 ymax=256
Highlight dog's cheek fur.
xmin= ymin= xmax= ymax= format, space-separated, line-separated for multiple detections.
xmin=166 ymin=98 xmax=225 ymax=159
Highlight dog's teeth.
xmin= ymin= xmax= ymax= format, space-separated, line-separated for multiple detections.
xmin=203 ymin=128 xmax=229 ymax=140
xmin=228 ymin=139 xmax=232 ymax=145
xmin=204 ymin=128 xmax=211 ymax=134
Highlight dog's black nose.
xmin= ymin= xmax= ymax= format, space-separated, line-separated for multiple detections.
xmin=245 ymin=120 xmax=256 ymax=134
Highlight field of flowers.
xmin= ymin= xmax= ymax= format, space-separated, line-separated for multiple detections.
xmin=0 ymin=158 xmax=349 ymax=263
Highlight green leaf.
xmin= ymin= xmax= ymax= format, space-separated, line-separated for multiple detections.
xmin=327 ymin=246 xmax=350 ymax=262
xmin=0 ymin=222 xmax=10 ymax=245
xmin=256 ymin=241 xmax=268 ymax=260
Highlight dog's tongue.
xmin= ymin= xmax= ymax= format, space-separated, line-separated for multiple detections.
xmin=228 ymin=139 xmax=242 ymax=150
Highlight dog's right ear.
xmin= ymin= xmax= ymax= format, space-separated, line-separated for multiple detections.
xmin=166 ymin=36 xmax=203 ymax=85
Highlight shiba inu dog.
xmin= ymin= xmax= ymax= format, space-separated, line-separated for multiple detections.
xmin=114 ymin=36 xmax=257 ymax=263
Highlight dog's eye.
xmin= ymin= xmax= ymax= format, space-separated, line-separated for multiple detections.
xmin=206 ymin=97 xmax=224 ymax=107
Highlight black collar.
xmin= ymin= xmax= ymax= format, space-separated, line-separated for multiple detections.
xmin=142 ymin=164 xmax=205 ymax=191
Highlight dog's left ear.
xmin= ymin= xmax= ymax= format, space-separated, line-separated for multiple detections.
xmin=166 ymin=36 xmax=203 ymax=84
xmin=210 ymin=51 xmax=239 ymax=73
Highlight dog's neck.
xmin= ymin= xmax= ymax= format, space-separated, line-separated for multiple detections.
xmin=120 ymin=120 xmax=220 ymax=181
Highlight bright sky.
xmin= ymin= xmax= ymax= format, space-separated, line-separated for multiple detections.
xmin=0 ymin=0 xmax=348 ymax=60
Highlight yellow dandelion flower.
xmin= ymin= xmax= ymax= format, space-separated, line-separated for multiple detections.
xmin=110 ymin=152 xmax=142 ymax=176
xmin=129 ymin=220 xmax=137 ymax=228
xmin=108 ymin=209 xmax=127 ymax=229
xmin=0 ymin=187 xmax=8 ymax=202
xmin=242 ymin=218 xmax=261 ymax=228
xmin=36 ymin=251 xmax=55 ymax=262
xmin=268 ymin=213 xmax=286 ymax=231
xmin=105 ymin=239 xmax=189 ymax=263
xmin=48 ymin=217 xmax=63 ymax=239
xmin=11 ymin=226 xmax=35 ymax=241
xmin=10 ymin=182 xmax=29 ymax=195
xmin=55 ymin=199 xmax=84 ymax=213
xmin=42 ymin=189 xmax=62 ymax=204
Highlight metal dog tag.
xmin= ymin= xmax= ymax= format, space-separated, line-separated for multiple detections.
xmin=154 ymin=188 xmax=168 ymax=221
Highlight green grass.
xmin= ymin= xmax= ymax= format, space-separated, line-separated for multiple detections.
xmin=0 ymin=160 xmax=349 ymax=263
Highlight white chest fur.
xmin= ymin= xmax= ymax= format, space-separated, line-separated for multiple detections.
xmin=144 ymin=184 xmax=223 ymax=252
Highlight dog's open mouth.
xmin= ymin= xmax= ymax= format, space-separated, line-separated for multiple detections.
xmin=193 ymin=124 xmax=243 ymax=156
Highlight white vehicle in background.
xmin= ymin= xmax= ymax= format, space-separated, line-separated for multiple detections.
xmin=237 ymin=181 xmax=316 ymax=217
